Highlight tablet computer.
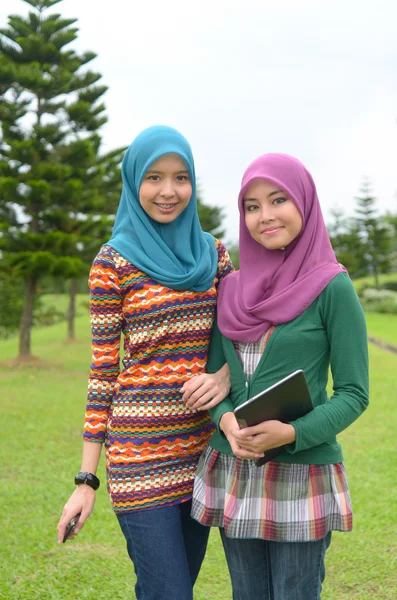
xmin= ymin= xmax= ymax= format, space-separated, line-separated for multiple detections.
xmin=234 ymin=369 xmax=313 ymax=466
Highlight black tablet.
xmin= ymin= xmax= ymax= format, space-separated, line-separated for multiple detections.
xmin=234 ymin=369 xmax=313 ymax=466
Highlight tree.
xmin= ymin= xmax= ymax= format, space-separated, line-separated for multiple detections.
xmin=354 ymin=180 xmax=393 ymax=287
xmin=196 ymin=188 xmax=225 ymax=238
xmin=0 ymin=0 xmax=124 ymax=356
xmin=327 ymin=206 xmax=366 ymax=277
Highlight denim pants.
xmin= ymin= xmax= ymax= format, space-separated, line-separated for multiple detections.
xmin=117 ymin=500 xmax=210 ymax=600
xmin=220 ymin=529 xmax=332 ymax=600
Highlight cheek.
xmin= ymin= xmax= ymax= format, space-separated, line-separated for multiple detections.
xmin=182 ymin=183 xmax=193 ymax=202
xmin=138 ymin=182 xmax=150 ymax=204
xmin=244 ymin=212 xmax=257 ymax=235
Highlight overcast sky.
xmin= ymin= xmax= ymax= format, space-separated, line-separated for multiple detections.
xmin=2 ymin=0 xmax=397 ymax=242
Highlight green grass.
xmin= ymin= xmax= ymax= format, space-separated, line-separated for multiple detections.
xmin=364 ymin=312 xmax=397 ymax=348
xmin=40 ymin=292 xmax=89 ymax=313
xmin=1 ymin=317 xmax=396 ymax=599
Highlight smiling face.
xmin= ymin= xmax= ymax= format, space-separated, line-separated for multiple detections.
xmin=139 ymin=153 xmax=192 ymax=223
xmin=243 ymin=179 xmax=303 ymax=250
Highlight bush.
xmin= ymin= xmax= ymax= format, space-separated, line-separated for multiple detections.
xmin=381 ymin=280 xmax=397 ymax=292
xmin=360 ymin=288 xmax=397 ymax=314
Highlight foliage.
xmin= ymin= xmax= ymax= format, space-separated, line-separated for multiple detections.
xmin=0 ymin=273 xmax=24 ymax=338
xmin=197 ymin=194 xmax=225 ymax=239
xmin=359 ymin=287 xmax=397 ymax=314
xmin=328 ymin=182 xmax=395 ymax=284
xmin=0 ymin=0 xmax=124 ymax=355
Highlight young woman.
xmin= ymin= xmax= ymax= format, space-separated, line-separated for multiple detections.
xmin=191 ymin=153 xmax=369 ymax=600
xmin=57 ymin=126 xmax=233 ymax=600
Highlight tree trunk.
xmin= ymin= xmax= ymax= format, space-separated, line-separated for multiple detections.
xmin=19 ymin=277 xmax=36 ymax=358
xmin=67 ymin=278 xmax=77 ymax=341
xmin=374 ymin=264 xmax=380 ymax=290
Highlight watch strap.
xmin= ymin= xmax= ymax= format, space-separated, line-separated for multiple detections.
xmin=74 ymin=471 xmax=100 ymax=490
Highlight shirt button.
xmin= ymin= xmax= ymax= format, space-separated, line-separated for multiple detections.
xmin=245 ymin=381 xmax=248 ymax=388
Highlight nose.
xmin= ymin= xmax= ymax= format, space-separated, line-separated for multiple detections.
xmin=159 ymin=178 xmax=175 ymax=199
xmin=259 ymin=203 xmax=275 ymax=223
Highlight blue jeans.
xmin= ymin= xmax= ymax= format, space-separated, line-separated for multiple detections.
xmin=220 ymin=529 xmax=332 ymax=600
xmin=117 ymin=500 xmax=210 ymax=600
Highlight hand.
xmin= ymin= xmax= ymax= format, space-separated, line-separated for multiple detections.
xmin=57 ymin=484 xmax=96 ymax=543
xmin=220 ymin=412 xmax=264 ymax=460
xmin=181 ymin=364 xmax=230 ymax=411
xmin=234 ymin=420 xmax=296 ymax=454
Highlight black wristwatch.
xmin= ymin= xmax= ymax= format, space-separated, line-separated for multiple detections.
xmin=74 ymin=471 xmax=100 ymax=490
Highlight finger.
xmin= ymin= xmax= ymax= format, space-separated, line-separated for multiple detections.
xmin=240 ymin=422 xmax=274 ymax=436
xmin=234 ymin=431 xmax=255 ymax=441
xmin=185 ymin=385 xmax=215 ymax=407
xmin=239 ymin=443 xmax=263 ymax=453
xmin=231 ymin=442 xmax=263 ymax=460
xmin=181 ymin=377 xmax=206 ymax=400
xmin=196 ymin=395 xmax=224 ymax=411
xmin=187 ymin=390 xmax=215 ymax=409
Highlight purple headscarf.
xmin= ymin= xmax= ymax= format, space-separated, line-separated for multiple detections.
xmin=217 ymin=153 xmax=345 ymax=343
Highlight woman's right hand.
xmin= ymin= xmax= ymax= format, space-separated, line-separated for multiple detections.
xmin=220 ymin=412 xmax=264 ymax=460
xmin=57 ymin=484 xmax=96 ymax=543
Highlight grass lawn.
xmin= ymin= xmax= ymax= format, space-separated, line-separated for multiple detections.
xmin=364 ymin=312 xmax=397 ymax=348
xmin=1 ymin=317 xmax=396 ymax=599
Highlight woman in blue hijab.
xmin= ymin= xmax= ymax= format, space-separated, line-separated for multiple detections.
xmin=58 ymin=126 xmax=233 ymax=600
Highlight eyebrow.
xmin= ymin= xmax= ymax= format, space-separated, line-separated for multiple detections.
xmin=146 ymin=169 xmax=190 ymax=175
xmin=243 ymin=189 xmax=284 ymax=202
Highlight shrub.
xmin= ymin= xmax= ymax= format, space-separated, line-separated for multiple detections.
xmin=360 ymin=288 xmax=397 ymax=314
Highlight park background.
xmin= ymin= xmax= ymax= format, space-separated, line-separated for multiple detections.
xmin=1 ymin=0 xmax=397 ymax=598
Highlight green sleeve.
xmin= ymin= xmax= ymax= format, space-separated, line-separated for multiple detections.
xmin=286 ymin=273 xmax=369 ymax=454
xmin=206 ymin=319 xmax=234 ymax=432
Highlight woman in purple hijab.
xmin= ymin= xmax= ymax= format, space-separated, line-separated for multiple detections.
xmin=190 ymin=154 xmax=369 ymax=600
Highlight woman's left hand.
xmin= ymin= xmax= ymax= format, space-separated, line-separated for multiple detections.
xmin=234 ymin=420 xmax=296 ymax=453
xmin=181 ymin=364 xmax=230 ymax=411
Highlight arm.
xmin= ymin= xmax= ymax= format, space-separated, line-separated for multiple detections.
xmin=234 ymin=275 xmax=369 ymax=456
xmin=181 ymin=363 xmax=230 ymax=410
xmin=57 ymin=250 xmax=123 ymax=542
xmin=57 ymin=441 xmax=102 ymax=543
xmin=180 ymin=240 xmax=234 ymax=409
xmin=286 ymin=274 xmax=369 ymax=454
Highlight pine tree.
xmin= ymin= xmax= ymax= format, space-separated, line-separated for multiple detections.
xmin=327 ymin=206 xmax=366 ymax=277
xmin=354 ymin=180 xmax=393 ymax=287
xmin=0 ymin=0 xmax=124 ymax=356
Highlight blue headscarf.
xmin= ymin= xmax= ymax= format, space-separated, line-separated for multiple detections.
xmin=107 ymin=126 xmax=218 ymax=292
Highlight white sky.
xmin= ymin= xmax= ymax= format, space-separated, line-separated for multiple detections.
xmin=2 ymin=0 xmax=397 ymax=242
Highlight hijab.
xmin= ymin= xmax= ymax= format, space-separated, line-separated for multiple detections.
xmin=107 ymin=125 xmax=218 ymax=292
xmin=217 ymin=153 xmax=344 ymax=342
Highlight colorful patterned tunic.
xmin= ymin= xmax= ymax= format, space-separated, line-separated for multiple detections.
xmin=83 ymin=242 xmax=233 ymax=514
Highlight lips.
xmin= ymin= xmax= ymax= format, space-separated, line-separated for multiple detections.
xmin=262 ymin=226 xmax=282 ymax=234
xmin=155 ymin=203 xmax=177 ymax=210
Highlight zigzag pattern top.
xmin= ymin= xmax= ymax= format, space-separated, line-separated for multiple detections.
xmin=83 ymin=241 xmax=233 ymax=513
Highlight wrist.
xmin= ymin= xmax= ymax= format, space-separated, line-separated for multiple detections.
xmin=219 ymin=411 xmax=235 ymax=433
xmin=75 ymin=471 xmax=100 ymax=491
xmin=283 ymin=424 xmax=296 ymax=444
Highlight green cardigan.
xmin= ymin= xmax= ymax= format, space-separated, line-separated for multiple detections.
xmin=207 ymin=273 xmax=369 ymax=464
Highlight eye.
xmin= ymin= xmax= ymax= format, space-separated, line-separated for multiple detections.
xmin=245 ymin=204 xmax=259 ymax=212
xmin=176 ymin=175 xmax=190 ymax=182
xmin=272 ymin=196 xmax=287 ymax=205
xmin=147 ymin=175 xmax=161 ymax=181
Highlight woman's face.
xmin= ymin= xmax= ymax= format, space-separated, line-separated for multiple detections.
xmin=139 ymin=153 xmax=192 ymax=223
xmin=243 ymin=179 xmax=303 ymax=250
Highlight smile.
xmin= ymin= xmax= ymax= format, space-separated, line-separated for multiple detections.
xmin=262 ymin=227 xmax=282 ymax=235
xmin=155 ymin=203 xmax=178 ymax=211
